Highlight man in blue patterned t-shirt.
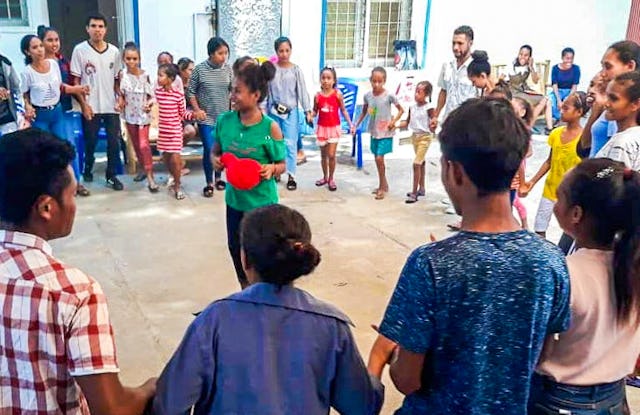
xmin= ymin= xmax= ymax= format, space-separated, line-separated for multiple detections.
xmin=369 ymin=98 xmax=571 ymax=415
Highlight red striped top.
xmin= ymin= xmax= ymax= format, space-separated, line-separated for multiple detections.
xmin=155 ymin=85 xmax=193 ymax=152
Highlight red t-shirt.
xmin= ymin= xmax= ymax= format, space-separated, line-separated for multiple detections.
xmin=315 ymin=91 xmax=341 ymax=127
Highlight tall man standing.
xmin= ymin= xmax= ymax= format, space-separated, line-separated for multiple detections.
xmin=71 ymin=14 xmax=123 ymax=190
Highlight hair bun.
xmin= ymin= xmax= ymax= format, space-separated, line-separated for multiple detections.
xmin=472 ymin=50 xmax=489 ymax=63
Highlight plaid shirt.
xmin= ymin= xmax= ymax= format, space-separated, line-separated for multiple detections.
xmin=0 ymin=231 xmax=119 ymax=414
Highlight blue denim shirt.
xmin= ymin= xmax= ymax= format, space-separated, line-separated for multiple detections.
xmin=153 ymin=283 xmax=384 ymax=415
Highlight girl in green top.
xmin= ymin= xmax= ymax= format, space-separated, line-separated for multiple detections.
xmin=213 ymin=60 xmax=286 ymax=288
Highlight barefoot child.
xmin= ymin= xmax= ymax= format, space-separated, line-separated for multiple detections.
xmin=398 ymin=80 xmax=434 ymax=203
xmin=520 ymin=91 xmax=589 ymax=237
xmin=155 ymin=63 xmax=204 ymax=199
xmin=313 ymin=67 xmax=352 ymax=191
xmin=354 ymin=66 xmax=404 ymax=200
xmin=117 ymin=42 xmax=157 ymax=192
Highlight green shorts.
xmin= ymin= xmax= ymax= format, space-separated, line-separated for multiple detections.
xmin=370 ymin=137 xmax=393 ymax=156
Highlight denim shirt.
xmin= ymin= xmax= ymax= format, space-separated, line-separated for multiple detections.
xmin=153 ymin=283 xmax=384 ymax=415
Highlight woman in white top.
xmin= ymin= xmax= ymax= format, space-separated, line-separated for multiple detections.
xmin=20 ymin=35 xmax=87 ymax=140
xmin=529 ymin=158 xmax=640 ymax=414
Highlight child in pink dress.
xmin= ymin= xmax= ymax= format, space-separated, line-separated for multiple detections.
xmin=313 ymin=67 xmax=352 ymax=191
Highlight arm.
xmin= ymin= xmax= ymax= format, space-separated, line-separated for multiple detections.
xmin=354 ymin=102 xmax=369 ymax=129
xmin=398 ymin=108 xmax=411 ymax=130
xmin=390 ymin=348 xmax=425 ymax=395
xmin=430 ymin=89 xmax=447 ymax=131
xmin=260 ymin=121 xmax=286 ymax=180
xmin=187 ymin=67 xmax=206 ymax=120
xmin=520 ymin=150 xmax=551 ymax=196
xmin=389 ymin=102 xmax=405 ymax=130
xmin=70 ymin=49 xmax=93 ymax=120
xmin=529 ymin=59 xmax=540 ymax=84
xmin=75 ymin=373 xmax=156 ymax=415
xmin=22 ymin=91 xmax=35 ymax=121
xmin=294 ymin=66 xmax=313 ymax=122
xmin=570 ymin=66 xmax=580 ymax=94
xmin=337 ymin=91 xmax=353 ymax=129
xmin=579 ymin=94 xmax=606 ymax=155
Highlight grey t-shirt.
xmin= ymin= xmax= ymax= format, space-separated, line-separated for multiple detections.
xmin=364 ymin=90 xmax=398 ymax=138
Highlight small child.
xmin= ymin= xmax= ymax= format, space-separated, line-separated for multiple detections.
xmin=117 ymin=42 xmax=157 ymax=192
xmin=155 ymin=63 xmax=203 ymax=199
xmin=153 ymin=204 xmax=384 ymax=414
xmin=596 ymin=71 xmax=640 ymax=171
xmin=313 ymin=66 xmax=353 ymax=191
xmin=511 ymin=96 xmax=534 ymax=228
xmin=398 ymin=80 xmax=434 ymax=203
xmin=520 ymin=92 xmax=589 ymax=237
xmin=531 ymin=158 xmax=640 ymax=413
xmin=368 ymin=98 xmax=570 ymax=414
xmin=354 ymin=66 xmax=404 ymax=200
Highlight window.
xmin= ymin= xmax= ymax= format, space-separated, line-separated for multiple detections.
xmin=0 ymin=0 xmax=28 ymax=26
xmin=324 ymin=0 xmax=412 ymax=68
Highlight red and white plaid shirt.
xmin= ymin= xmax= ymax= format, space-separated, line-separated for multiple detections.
xmin=0 ymin=231 xmax=119 ymax=414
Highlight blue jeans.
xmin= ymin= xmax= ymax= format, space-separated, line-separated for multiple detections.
xmin=528 ymin=374 xmax=627 ymax=414
xmin=273 ymin=110 xmax=299 ymax=177
xmin=33 ymin=104 xmax=81 ymax=180
xmin=549 ymin=88 xmax=572 ymax=120
xmin=198 ymin=123 xmax=221 ymax=184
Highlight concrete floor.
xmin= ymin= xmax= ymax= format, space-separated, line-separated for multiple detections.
xmin=52 ymin=133 xmax=639 ymax=414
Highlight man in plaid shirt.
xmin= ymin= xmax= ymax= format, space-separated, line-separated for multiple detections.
xmin=0 ymin=129 xmax=156 ymax=413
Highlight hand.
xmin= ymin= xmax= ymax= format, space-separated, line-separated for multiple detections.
xmin=194 ymin=109 xmax=206 ymax=121
xmin=387 ymin=121 xmax=396 ymax=131
xmin=519 ymin=182 xmax=532 ymax=197
xmin=260 ymin=163 xmax=276 ymax=180
xmin=19 ymin=118 xmax=31 ymax=129
xmin=429 ymin=233 xmax=437 ymax=242
xmin=143 ymin=101 xmax=153 ymax=113
xmin=213 ymin=155 xmax=224 ymax=171
xmin=305 ymin=112 xmax=313 ymax=124
xmin=0 ymin=87 xmax=9 ymax=100
xmin=349 ymin=125 xmax=355 ymax=135
xmin=115 ymin=96 xmax=125 ymax=112
xmin=81 ymin=104 xmax=94 ymax=121
xmin=429 ymin=117 xmax=438 ymax=132
xmin=24 ymin=105 xmax=36 ymax=121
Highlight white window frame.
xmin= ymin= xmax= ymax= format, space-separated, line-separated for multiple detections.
xmin=0 ymin=0 xmax=29 ymax=27
xmin=324 ymin=0 xmax=412 ymax=69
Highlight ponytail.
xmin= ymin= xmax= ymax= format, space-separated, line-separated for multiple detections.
xmin=613 ymin=168 xmax=640 ymax=323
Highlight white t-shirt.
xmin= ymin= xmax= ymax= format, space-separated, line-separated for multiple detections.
xmin=595 ymin=125 xmax=640 ymax=171
xmin=20 ymin=59 xmax=61 ymax=107
xmin=409 ymin=102 xmax=434 ymax=134
xmin=437 ymin=55 xmax=477 ymax=119
xmin=70 ymin=41 xmax=120 ymax=114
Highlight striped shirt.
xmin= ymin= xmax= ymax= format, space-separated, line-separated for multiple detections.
xmin=0 ymin=230 xmax=119 ymax=414
xmin=155 ymin=85 xmax=193 ymax=153
xmin=186 ymin=60 xmax=231 ymax=126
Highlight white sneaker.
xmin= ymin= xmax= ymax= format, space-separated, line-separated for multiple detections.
xmin=445 ymin=206 xmax=456 ymax=215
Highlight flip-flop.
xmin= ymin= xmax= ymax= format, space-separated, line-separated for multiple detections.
xmin=405 ymin=193 xmax=418 ymax=203
xmin=175 ymin=189 xmax=186 ymax=200
xmin=374 ymin=190 xmax=386 ymax=200
xmin=148 ymin=184 xmax=159 ymax=193
xmin=133 ymin=172 xmax=146 ymax=182
xmin=371 ymin=188 xmax=379 ymax=194
xmin=315 ymin=178 xmax=328 ymax=186
xmin=328 ymin=180 xmax=337 ymax=191
xmin=202 ymin=185 xmax=214 ymax=198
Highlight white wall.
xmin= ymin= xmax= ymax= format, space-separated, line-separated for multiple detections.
xmin=137 ymin=0 xmax=214 ymax=73
xmin=0 ymin=0 xmax=50 ymax=73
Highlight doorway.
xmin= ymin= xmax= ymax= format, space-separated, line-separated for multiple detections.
xmin=47 ymin=0 xmax=120 ymax=59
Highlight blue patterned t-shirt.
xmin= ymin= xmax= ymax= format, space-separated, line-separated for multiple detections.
xmin=380 ymin=230 xmax=570 ymax=415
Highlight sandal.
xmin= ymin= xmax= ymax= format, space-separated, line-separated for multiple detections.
xmin=133 ymin=172 xmax=146 ymax=182
xmin=374 ymin=190 xmax=386 ymax=200
xmin=315 ymin=178 xmax=328 ymax=186
xmin=76 ymin=185 xmax=91 ymax=197
xmin=202 ymin=185 xmax=214 ymax=198
xmin=286 ymin=177 xmax=297 ymax=191
xmin=405 ymin=193 xmax=418 ymax=204
xmin=148 ymin=184 xmax=159 ymax=193
xmin=328 ymin=180 xmax=337 ymax=191
xmin=215 ymin=180 xmax=226 ymax=191
xmin=175 ymin=189 xmax=186 ymax=200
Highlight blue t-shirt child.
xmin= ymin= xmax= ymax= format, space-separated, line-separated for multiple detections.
xmin=380 ymin=230 xmax=571 ymax=415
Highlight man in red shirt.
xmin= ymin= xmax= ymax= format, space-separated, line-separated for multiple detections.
xmin=0 ymin=128 xmax=155 ymax=414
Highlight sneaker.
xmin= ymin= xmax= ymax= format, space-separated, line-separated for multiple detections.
xmin=106 ymin=176 xmax=124 ymax=191
xmin=83 ymin=172 xmax=94 ymax=183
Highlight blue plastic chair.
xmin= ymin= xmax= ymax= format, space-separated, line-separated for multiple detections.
xmin=336 ymin=79 xmax=363 ymax=169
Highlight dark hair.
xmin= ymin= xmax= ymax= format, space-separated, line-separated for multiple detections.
xmin=613 ymin=71 xmax=640 ymax=124
xmin=0 ymin=128 xmax=75 ymax=226
xmin=416 ymin=80 xmax=433 ymax=100
xmin=123 ymin=41 xmax=140 ymax=58
xmin=468 ymin=50 xmax=490 ymax=77
xmin=513 ymin=44 xmax=533 ymax=68
xmin=489 ymin=80 xmax=513 ymax=101
xmin=235 ymin=60 xmax=276 ymax=103
xmin=158 ymin=63 xmax=179 ymax=81
xmin=37 ymin=25 xmax=57 ymax=41
xmin=439 ymin=98 xmax=529 ymax=195
xmin=320 ymin=66 xmax=337 ymax=88
xmin=20 ymin=34 xmax=39 ymax=65
xmin=207 ymin=37 xmax=229 ymax=57
xmin=512 ymin=96 xmax=534 ymax=126
xmin=156 ymin=51 xmax=173 ymax=64
xmin=371 ymin=66 xmax=387 ymax=80
xmin=241 ymin=204 xmax=321 ymax=285
xmin=232 ymin=56 xmax=257 ymax=77
xmin=177 ymin=57 xmax=194 ymax=72
xmin=566 ymin=91 xmax=590 ymax=117
xmin=561 ymin=47 xmax=575 ymax=58
xmin=85 ymin=14 xmax=107 ymax=27
xmin=274 ymin=36 xmax=292 ymax=51
xmin=561 ymin=158 xmax=640 ymax=323
xmin=608 ymin=40 xmax=640 ymax=70
xmin=453 ymin=25 xmax=474 ymax=41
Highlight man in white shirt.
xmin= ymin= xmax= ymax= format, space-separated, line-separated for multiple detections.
xmin=71 ymin=14 xmax=123 ymax=190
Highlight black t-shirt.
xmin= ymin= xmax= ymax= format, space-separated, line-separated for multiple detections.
xmin=0 ymin=65 xmax=15 ymax=124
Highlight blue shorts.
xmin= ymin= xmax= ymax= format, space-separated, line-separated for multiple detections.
xmin=370 ymin=137 xmax=393 ymax=156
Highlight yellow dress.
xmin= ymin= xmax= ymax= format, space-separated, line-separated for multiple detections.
xmin=542 ymin=126 xmax=582 ymax=201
